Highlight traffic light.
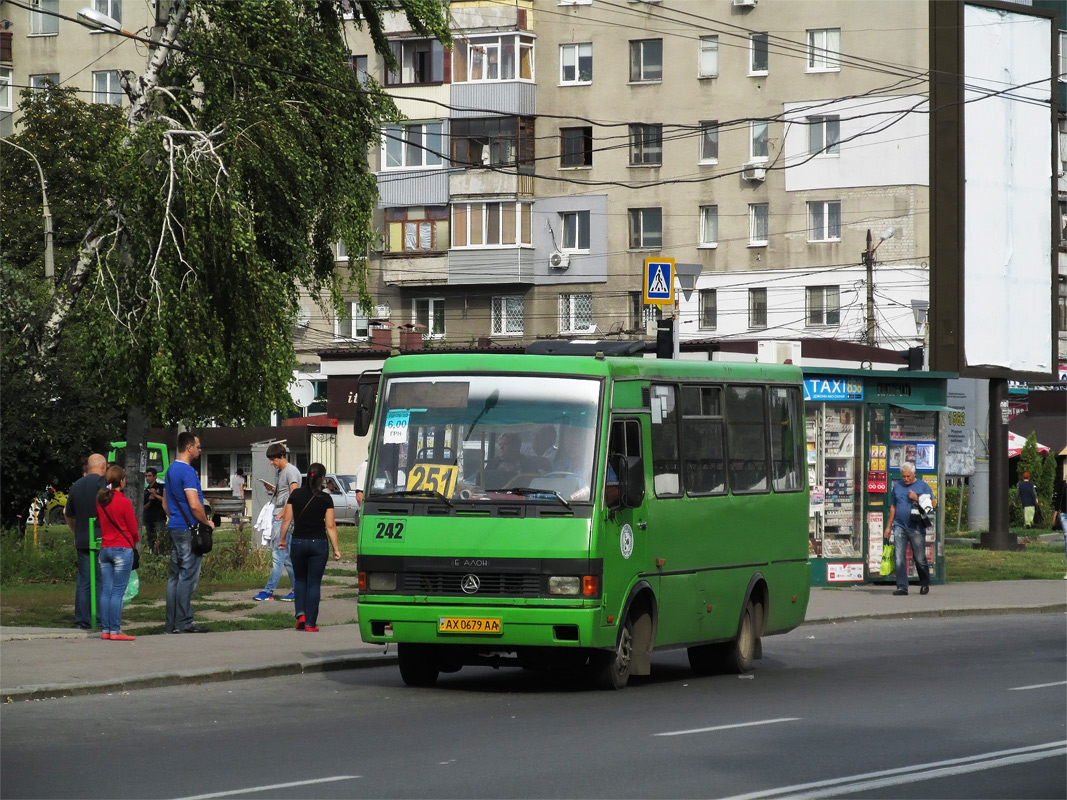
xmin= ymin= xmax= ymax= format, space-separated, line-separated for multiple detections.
xmin=898 ymin=346 xmax=923 ymax=371
xmin=656 ymin=318 xmax=674 ymax=359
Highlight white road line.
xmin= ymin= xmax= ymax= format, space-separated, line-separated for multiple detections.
xmin=654 ymin=717 xmax=800 ymax=737
xmin=1008 ymin=679 xmax=1067 ymax=691
xmin=716 ymin=741 xmax=1067 ymax=800
xmin=173 ymin=775 xmax=361 ymax=800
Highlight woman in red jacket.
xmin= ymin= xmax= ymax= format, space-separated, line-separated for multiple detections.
xmin=96 ymin=465 xmax=140 ymax=641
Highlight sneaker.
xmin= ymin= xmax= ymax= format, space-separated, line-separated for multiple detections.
xmin=101 ymin=633 xmax=111 ymax=640
xmin=892 ymin=589 xmax=908 ymax=596
xmin=253 ymin=590 xmax=273 ymax=602
xmin=110 ymin=632 xmax=136 ymax=641
xmin=304 ymin=626 xmax=319 ymax=632
xmin=295 ymin=614 xmax=306 ymax=631
xmin=279 ymin=592 xmax=295 ymax=602
xmin=919 ymin=585 xmax=930 ymax=595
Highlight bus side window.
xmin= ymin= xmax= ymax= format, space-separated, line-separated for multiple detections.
xmin=607 ymin=419 xmax=643 ymax=509
xmin=769 ymin=387 xmax=803 ymax=492
xmin=681 ymin=385 xmax=727 ymax=496
xmin=725 ymin=385 xmax=769 ymax=493
xmin=649 ymin=384 xmax=681 ymax=497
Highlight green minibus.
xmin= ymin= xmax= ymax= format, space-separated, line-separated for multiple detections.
xmin=356 ymin=345 xmax=810 ymax=688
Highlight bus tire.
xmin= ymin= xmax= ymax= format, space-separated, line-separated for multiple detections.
xmin=592 ymin=611 xmax=639 ymax=690
xmin=720 ymin=600 xmax=758 ymax=674
xmin=398 ymin=643 xmax=440 ymax=687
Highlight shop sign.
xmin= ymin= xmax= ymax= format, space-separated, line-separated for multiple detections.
xmin=803 ymin=377 xmax=863 ymax=402
xmin=826 ymin=562 xmax=865 ymax=582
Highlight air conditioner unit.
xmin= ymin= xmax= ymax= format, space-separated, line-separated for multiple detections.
xmin=733 ymin=0 xmax=757 ymax=7
xmin=758 ymin=340 xmax=802 ymax=365
xmin=741 ymin=163 xmax=767 ymax=182
xmin=549 ymin=252 xmax=571 ymax=270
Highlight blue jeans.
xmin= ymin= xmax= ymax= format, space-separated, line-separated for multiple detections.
xmin=166 ymin=528 xmax=203 ymax=631
xmin=75 ymin=548 xmax=101 ymax=628
xmin=291 ymin=538 xmax=329 ymax=626
xmin=264 ymin=513 xmax=294 ymax=594
xmin=99 ymin=547 xmax=134 ymax=634
xmin=892 ymin=524 xmax=930 ymax=592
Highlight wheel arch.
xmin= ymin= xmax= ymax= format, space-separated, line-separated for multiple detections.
xmin=740 ymin=572 xmax=769 ymax=639
xmin=617 ymin=579 xmax=658 ymax=676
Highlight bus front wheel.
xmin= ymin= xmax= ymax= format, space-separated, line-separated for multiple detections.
xmin=592 ymin=606 xmax=649 ymax=690
xmin=398 ymin=643 xmax=440 ymax=687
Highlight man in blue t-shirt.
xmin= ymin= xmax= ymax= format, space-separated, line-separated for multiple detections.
xmin=883 ymin=461 xmax=935 ymax=596
xmin=165 ymin=432 xmax=214 ymax=633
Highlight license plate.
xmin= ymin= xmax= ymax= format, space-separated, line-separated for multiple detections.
xmin=438 ymin=617 xmax=502 ymax=634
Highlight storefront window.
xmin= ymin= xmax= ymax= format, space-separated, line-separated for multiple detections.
xmin=206 ymin=454 xmax=231 ymax=488
xmin=806 ymin=404 xmax=860 ymax=558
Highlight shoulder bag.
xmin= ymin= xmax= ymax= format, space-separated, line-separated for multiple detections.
xmin=99 ymin=502 xmax=140 ymax=570
xmin=167 ymin=473 xmax=214 ymax=555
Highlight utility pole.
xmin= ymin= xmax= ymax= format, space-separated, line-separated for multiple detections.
xmin=863 ymin=226 xmax=895 ymax=346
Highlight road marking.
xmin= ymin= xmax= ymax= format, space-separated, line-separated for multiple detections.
xmin=654 ymin=717 xmax=800 ymax=737
xmin=1009 ymin=679 xmax=1067 ymax=691
xmin=174 ymin=775 xmax=361 ymax=799
xmin=716 ymin=741 xmax=1066 ymax=800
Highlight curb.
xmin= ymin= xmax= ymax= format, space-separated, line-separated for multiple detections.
xmin=804 ymin=603 xmax=1067 ymax=626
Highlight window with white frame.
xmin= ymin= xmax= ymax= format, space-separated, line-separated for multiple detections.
xmin=385 ymin=206 xmax=449 ymax=253
xmin=808 ymin=115 xmax=840 ymax=156
xmin=807 ymin=28 xmax=841 ymax=72
xmin=335 ymin=239 xmax=349 ymax=260
xmin=630 ymin=292 xmax=662 ymax=329
xmin=335 ymin=302 xmax=371 ymax=340
xmin=629 ymin=124 xmax=662 ymax=165
xmin=94 ymin=0 xmax=121 ymax=24
xmin=808 ymin=200 xmax=841 ymax=242
xmin=806 ymin=286 xmax=840 ymax=326
xmin=0 ymin=69 xmax=11 ymax=112
xmin=451 ymin=201 xmax=532 ymax=247
xmin=629 ymin=207 xmax=662 ymax=249
xmin=30 ymin=0 xmax=59 ymax=35
xmin=699 ymin=205 xmax=718 ymax=248
xmin=749 ymin=33 xmax=769 ymax=75
xmin=749 ymin=203 xmax=769 ymax=246
xmin=699 ymin=289 xmax=717 ymax=330
xmin=30 ymin=74 xmax=60 ymax=91
xmin=750 ymin=120 xmax=769 ymax=161
xmin=748 ymin=288 xmax=768 ymax=328
xmin=698 ymin=36 xmax=719 ymax=78
xmin=559 ymin=293 xmax=594 ymax=333
xmin=629 ymin=39 xmax=663 ymax=82
xmin=382 ymin=121 xmax=443 ymax=169
xmin=491 ymin=295 xmax=524 ymax=336
xmin=560 ymin=210 xmax=590 ymax=251
xmin=386 ymin=39 xmax=445 ymax=85
xmin=414 ymin=297 xmax=445 ymax=336
xmin=699 ymin=121 xmax=719 ymax=163
xmin=1060 ymin=32 xmax=1067 ymax=83
xmin=560 ymin=126 xmax=593 ymax=167
xmin=560 ymin=43 xmax=592 ymax=85
xmin=454 ymin=34 xmax=534 ymax=82
xmin=92 ymin=71 xmax=123 ymax=106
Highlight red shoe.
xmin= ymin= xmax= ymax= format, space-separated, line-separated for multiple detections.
xmin=110 ymin=633 xmax=136 ymax=641
xmin=101 ymin=633 xmax=111 ymax=639
xmin=304 ymin=626 xmax=319 ymax=632
xmin=295 ymin=614 xmax=306 ymax=631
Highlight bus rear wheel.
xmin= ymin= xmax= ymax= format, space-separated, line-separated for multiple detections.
xmin=720 ymin=600 xmax=759 ymax=674
xmin=398 ymin=643 xmax=440 ymax=687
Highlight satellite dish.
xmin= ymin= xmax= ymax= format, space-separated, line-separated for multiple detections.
xmin=290 ymin=379 xmax=315 ymax=408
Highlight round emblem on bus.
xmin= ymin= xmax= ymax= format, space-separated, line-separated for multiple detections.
xmin=461 ymin=574 xmax=481 ymax=594
xmin=620 ymin=524 xmax=634 ymax=560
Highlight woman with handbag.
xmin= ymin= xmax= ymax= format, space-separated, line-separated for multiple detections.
xmin=277 ymin=463 xmax=341 ymax=632
xmin=96 ymin=465 xmax=140 ymax=641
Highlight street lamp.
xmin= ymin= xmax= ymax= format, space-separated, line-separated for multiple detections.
xmin=863 ymin=226 xmax=895 ymax=346
xmin=76 ymin=6 xmax=137 ymax=37
xmin=0 ymin=139 xmax=54 ymax=279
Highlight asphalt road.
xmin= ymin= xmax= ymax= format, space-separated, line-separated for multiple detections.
xmin=2 ymin=614 xmax=1064 ymax=799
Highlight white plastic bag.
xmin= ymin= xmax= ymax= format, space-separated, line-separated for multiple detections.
xmin=254 ymin=502 xmax=274 ymax=546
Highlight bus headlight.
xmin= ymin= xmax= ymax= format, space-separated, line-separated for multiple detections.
xmin=367 ymin=572 xmax=397 ymax=591
xmin=548 ymin=576 xmax=581 ymax=595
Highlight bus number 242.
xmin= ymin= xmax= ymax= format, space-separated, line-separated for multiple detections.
xmin=375 ymin=522 xmax=405 ymax=539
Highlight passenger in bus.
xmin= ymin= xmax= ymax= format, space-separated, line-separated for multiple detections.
xmin=522 ymin=426 xmax=559 ymax=463
xmin=484 ymin=433 xmax=539 ymax=488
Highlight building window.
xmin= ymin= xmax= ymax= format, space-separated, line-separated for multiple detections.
xmin=629 ymin=123 xmax=663 ymax=166
xmin=749 ymin=33 xmax=769 ymax=75
xmin=1058 ymin=274 xmax=1067 ymax=331
xmin=350 ymin=55 xmax=369 ymax=85
xmin=1060 ymin=32 xmax=1067 ymax=83
xmin=92 ymin=71 xmax=123 ymax=106
xmin=749 ymin=288 xmax=768 ymax=329
xmin=808 ymin=201 xmax=841 ymax=242
xmin=30 ymin=73 xmax=60 ymax=92
xmin=451 ymin=202 xmax=532 ymax=247
xmin=0 ymin=69 xmax=11 ymax=112
xmin=492 ymin=296 xmax=524 ymax=336
xmin=698 ymin=289 xmax=717 ymax=330
xmin=454 ymin=34 xmax=534 ymax=82
xmin=386 ymin=39 xmax=445 ymax=85
xmin=335 ymin=239 xmax=349 ymax=260
xmin=630 ymin=292 xmax=662 ymax=330
xmin=750 ymin=120 xmax=769 ymax=161
xmin=335 ymin=302 xmax=371 ymax=340
xmin=807 ymin=28 xmax=841 ymax=72
xmin=560 ymin=126 xmax=593 ymax=167
xmin=414 ymin=298 xmax=445 ymax=337
xmin=629 ymin=208 xmax=662 ymax=249
xmin=698 ymin=36 xmax=719 ymax=79
xmin=94 ymin=0 xmax=121 ymax=23
xmin=699 ymin=205 xmax=718 ymax=248
xmin=749 ymin=204 xmax=769 ymax=246
xmin=806 ymin=286 xmax=841 ymax=326
xmin=629 ymin=39 xmax=663 ymax=82
xmin=699 ymin=121 xmax=719 ymax=163
xmin=30 ymin=0 xmax=59 ymax=35
xmin=560 ymin=43 xmax=592 ymax=85
xmin=560 ymin=210 xmax=590 ymax=251
xmin=809 ymin=115 xmax=840 ymax=156
xmin=382 ymin=121 xmax=443 ymax=169
xmin=451 ymin=117 xmax=532 ymax=169
xmin=559 ymin=293 xmax=594 ymax=333
xmin=385 ymin=206 xmax=449 ymax=253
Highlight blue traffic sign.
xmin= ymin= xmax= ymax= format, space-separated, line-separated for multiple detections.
xmin=644 ymin=257 xmax=674 ymax=305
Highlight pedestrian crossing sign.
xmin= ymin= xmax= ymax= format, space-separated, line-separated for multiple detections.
xmin=643 ymin=257 xmax=675 ymax=305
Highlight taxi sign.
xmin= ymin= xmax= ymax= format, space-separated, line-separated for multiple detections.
xmin=643 ymin=257 xmax=674 ymax=305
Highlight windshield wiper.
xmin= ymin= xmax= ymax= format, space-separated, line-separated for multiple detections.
xmin=497 ymin=487 xmax=571 ymax=509
xmin=377 ymin=490 xmax=454 ymax=507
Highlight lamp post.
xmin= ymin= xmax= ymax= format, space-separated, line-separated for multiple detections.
xmin=76 ymin=6 xmax=139 ymax=38
xmin=863 ymin=226 xmax=895 ymax=346
xmin=0 ymin=139 xmax=54 ymax=279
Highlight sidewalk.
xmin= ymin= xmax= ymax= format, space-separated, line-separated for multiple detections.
xmin=3 ymin=580 xmax=1064 ymax=702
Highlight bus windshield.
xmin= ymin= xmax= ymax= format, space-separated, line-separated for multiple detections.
xmin=368 ymin=374 xmax=601 ymax=503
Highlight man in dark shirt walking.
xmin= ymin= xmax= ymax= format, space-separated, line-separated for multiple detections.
xmin=64 ymin=453 xmax=107 ymax=629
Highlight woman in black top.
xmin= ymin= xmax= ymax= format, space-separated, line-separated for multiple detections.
xmin=278 ymin=463 xmax=341 ymax=631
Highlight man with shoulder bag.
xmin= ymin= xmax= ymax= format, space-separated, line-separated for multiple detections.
xmin=164 ymin=432 xmax=214 ymax=633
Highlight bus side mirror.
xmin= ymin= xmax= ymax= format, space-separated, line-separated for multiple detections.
xmin=608 ymin=454 xmax=644 ymax=510
xmin=354 ymin=380 xmax=378 ymax=437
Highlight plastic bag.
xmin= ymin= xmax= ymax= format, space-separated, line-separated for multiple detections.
xmin=122 ymin=570 xmax=139 ymax=606
xmin=879 ymin=543 xmax=895 ymax=576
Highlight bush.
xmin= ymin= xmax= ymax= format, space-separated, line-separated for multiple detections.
xmin=0 ymin=529 xmax=78 ymax=584
xmin=943 ymin=485 xmax=969 ymax=529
